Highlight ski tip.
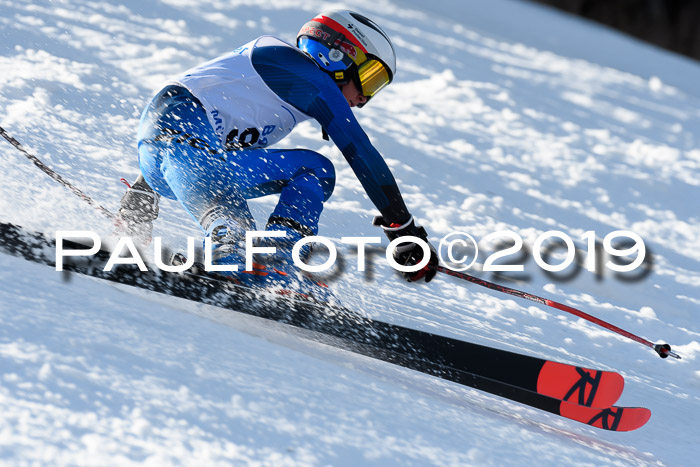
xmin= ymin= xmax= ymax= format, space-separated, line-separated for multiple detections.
xmin=559 ymin=403 xmax=651 ymax=432
xmin=538 ymin=361 xmax=624 ymax=408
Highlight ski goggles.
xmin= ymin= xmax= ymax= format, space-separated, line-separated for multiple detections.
xmin=356 ymin=58 xmax=391 ymax=98
xmin=325 ymin=35 xmax=392 ymax=98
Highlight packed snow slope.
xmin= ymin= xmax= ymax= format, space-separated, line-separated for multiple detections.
xmin=1 ymin=0 xmax=699 ymax=465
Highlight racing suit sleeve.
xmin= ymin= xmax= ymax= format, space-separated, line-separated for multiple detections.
xmin=251 ymin=44 xmax=411 ymax=225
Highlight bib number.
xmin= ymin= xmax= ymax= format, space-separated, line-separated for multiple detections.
xmin=224 ymin=125 xmax=276 ymax=151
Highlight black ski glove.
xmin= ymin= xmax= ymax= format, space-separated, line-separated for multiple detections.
xmin=373 ymin=215 xmax=438 ymax=283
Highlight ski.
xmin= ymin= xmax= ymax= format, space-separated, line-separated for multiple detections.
xmin=153 ymin=259 xmax=627 ymax=408
xmin=419 ymin=362 xmax=650 ymax=432
xmin=0 ymin=222 xmax=649 ymax=431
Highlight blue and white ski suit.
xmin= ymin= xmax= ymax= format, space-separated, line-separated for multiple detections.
xmin=137 ymin=36 xmax=410 ymax=240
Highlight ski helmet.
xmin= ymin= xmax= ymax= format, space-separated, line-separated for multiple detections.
xmin=297 ymin=10 xmax=396 ymax=106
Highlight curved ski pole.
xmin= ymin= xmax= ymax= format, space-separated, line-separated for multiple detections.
xmin=435 ymin=265 xmax=681 ymax=359
xmin=0 ymin=125 xmax=115 ymax=220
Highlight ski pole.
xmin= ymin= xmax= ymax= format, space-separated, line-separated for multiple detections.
xmin=0 ymin=125 xmax=115 ymax=219
xmin=435 ymin=265 xmax=681 ymax=359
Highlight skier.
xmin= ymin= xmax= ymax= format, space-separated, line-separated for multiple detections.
xmin=116 ymin=9 xmax=438 ymax=287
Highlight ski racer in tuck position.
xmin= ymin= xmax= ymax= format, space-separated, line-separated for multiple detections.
xmin=117 ymin=9 xmax=439 ymax=288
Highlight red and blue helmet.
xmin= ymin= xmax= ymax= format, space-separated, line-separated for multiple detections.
xmin=297 ymin=10 xmax=396 ymax=105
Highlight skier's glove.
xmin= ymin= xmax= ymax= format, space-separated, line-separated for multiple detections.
xmin=373 ymin=215 xmax=438 ymax=283
xmin=114 ymin=175 xmax=159 ymax=246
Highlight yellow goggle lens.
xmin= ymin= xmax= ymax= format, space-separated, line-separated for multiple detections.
xmin=357 ymin=60 xmax=390 ymax=97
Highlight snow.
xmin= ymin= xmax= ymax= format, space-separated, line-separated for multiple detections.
xmin=1 ymin=0 xmax=698 ymax=464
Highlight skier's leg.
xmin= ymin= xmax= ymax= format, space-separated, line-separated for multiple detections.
xmin=136 ymin=86 xmax=256 ymax=265
xmin=221 ymin=147 xmax=335 ymax=295
xmin=227 ymin=148 xmax=336 ymax=260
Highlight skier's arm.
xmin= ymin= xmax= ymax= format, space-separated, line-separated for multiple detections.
xmin=251 ymin=45 xmax=410 ymax=225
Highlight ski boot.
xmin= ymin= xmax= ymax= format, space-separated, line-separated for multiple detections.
xmin=249 ymin=223 xmax=335 ymax=303
xmin=204 ymin=218 xmax=264 ymax=287
xmin=114 ymin=174 xmax=159 ymax=246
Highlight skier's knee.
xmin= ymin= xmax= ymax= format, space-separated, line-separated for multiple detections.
xmin=308 ymin=152 xmax=335 ymax=201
